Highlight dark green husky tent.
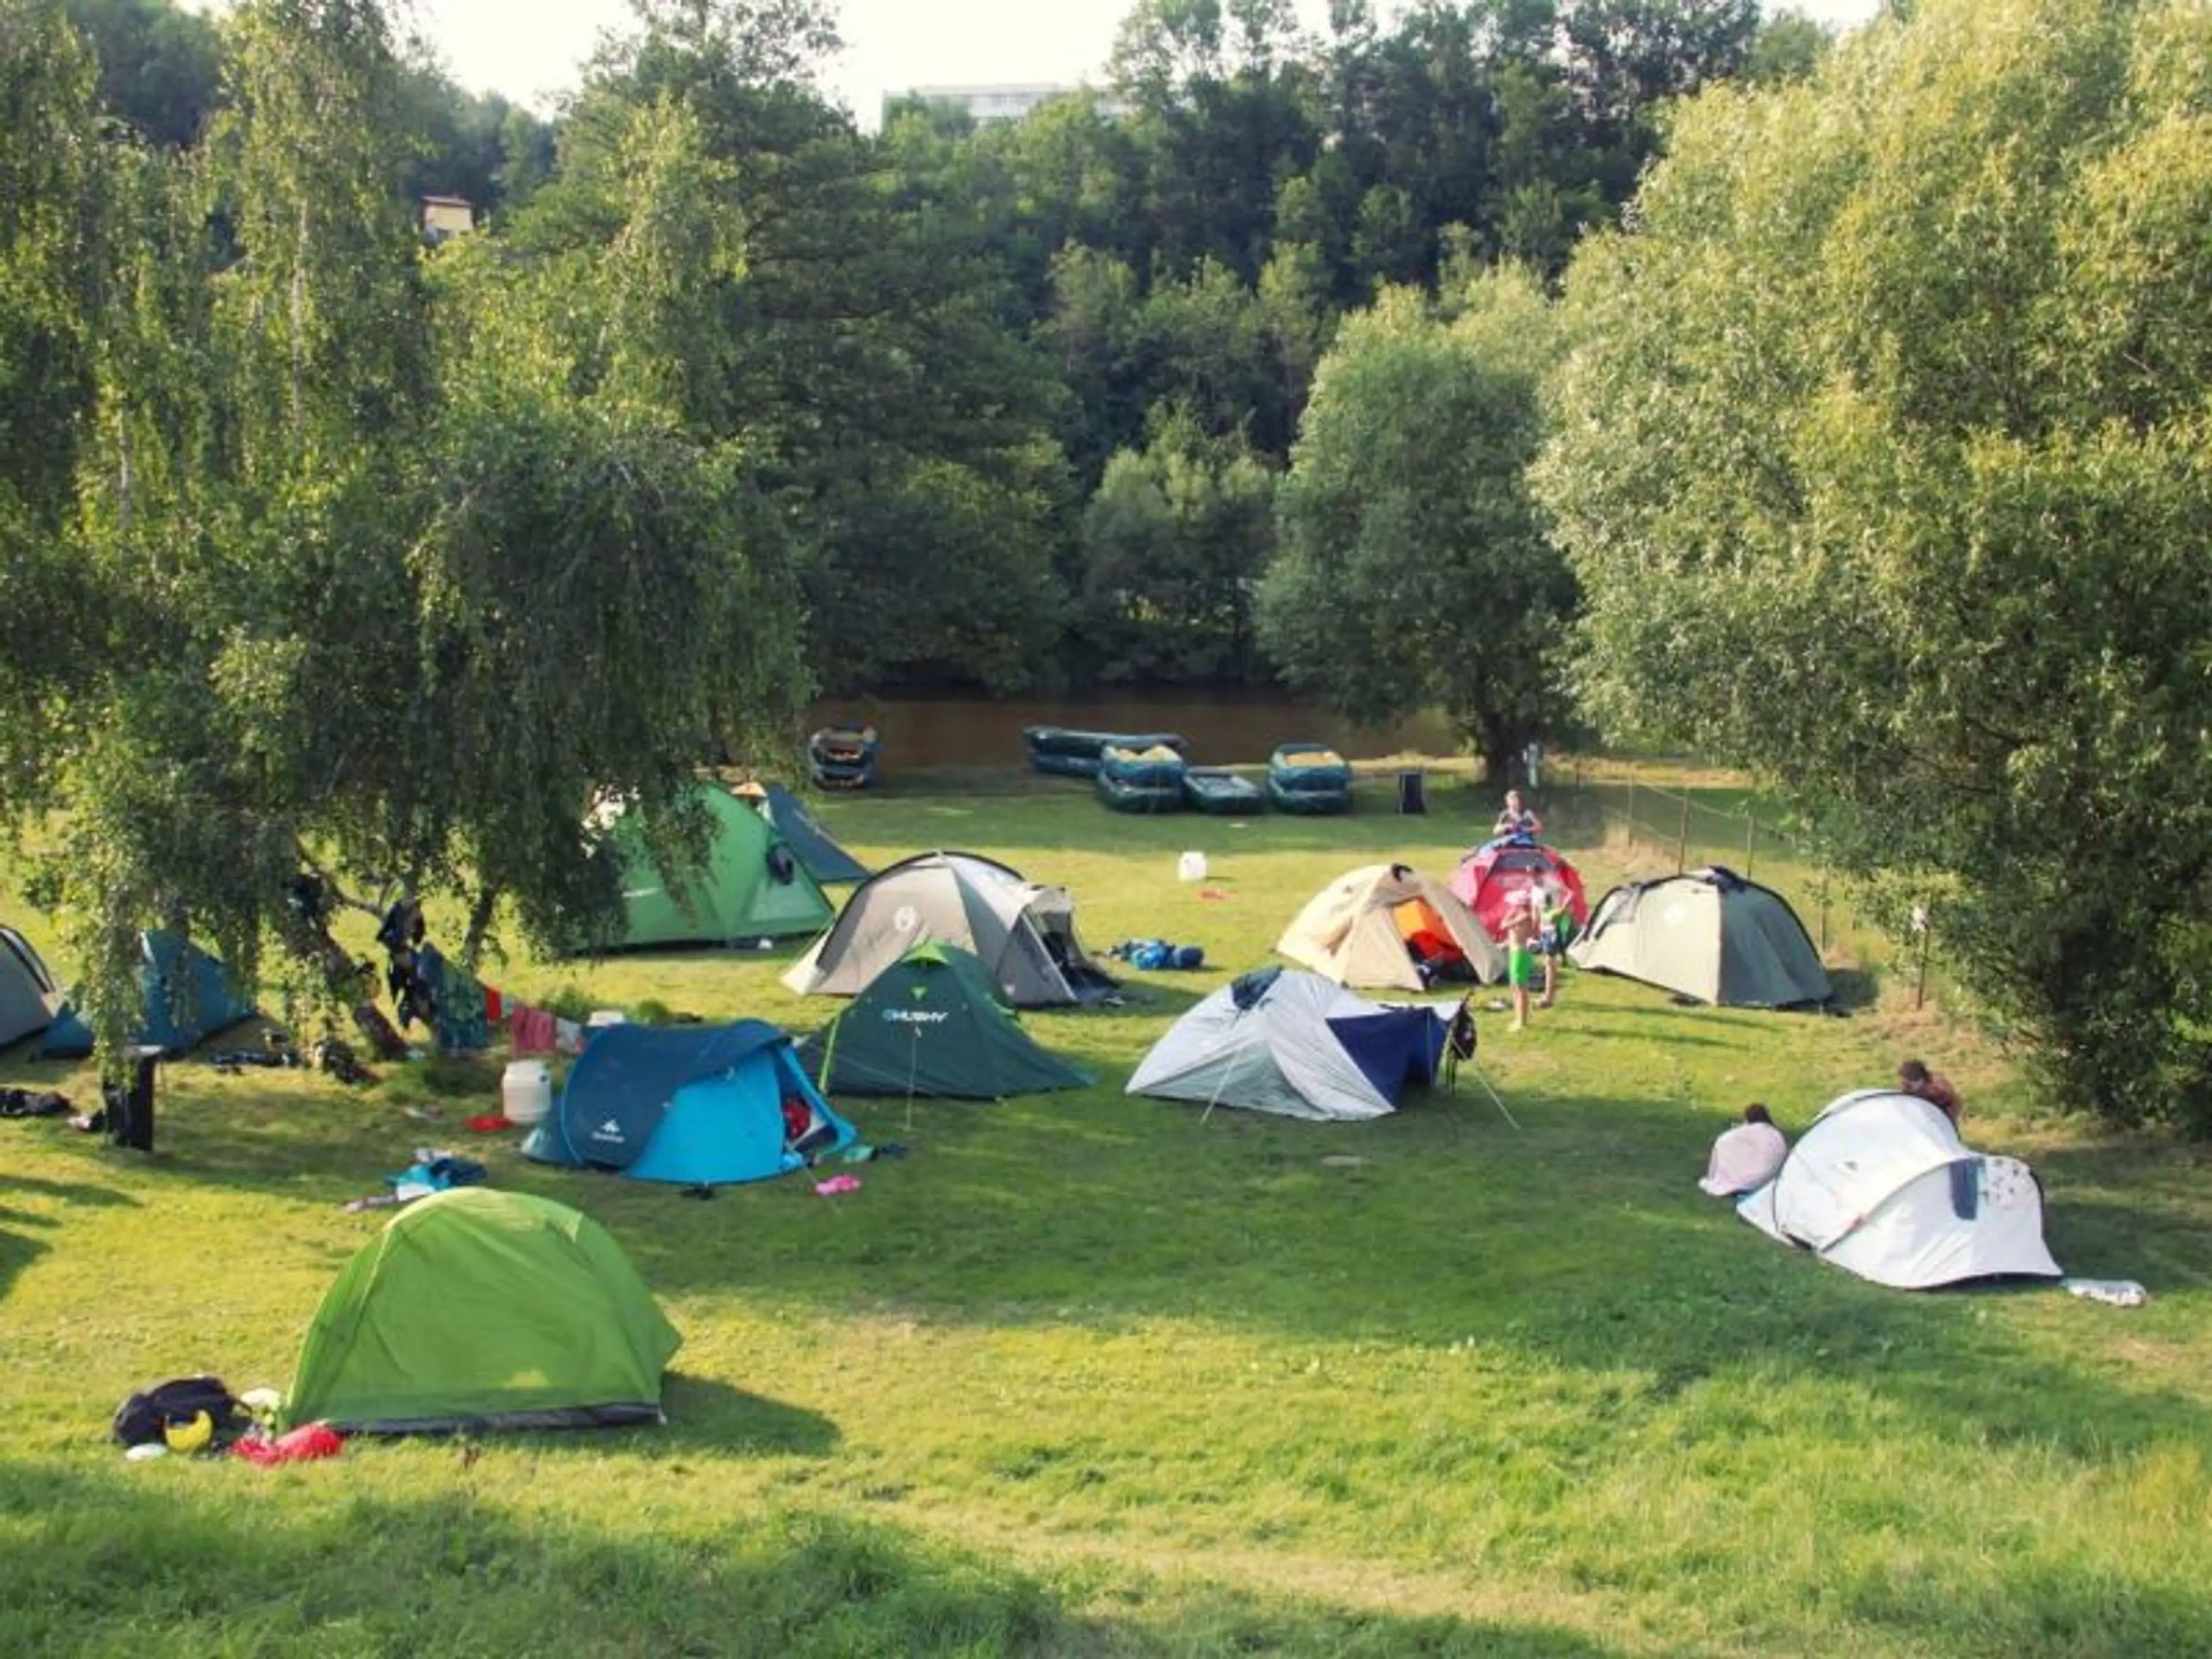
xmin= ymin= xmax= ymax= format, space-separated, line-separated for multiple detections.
xmin=588 ymin=785 xmax=835 ymax=950
xmin=798 ymin=941 xmax=1090 ymax=1100
xmin=282 ymin=1188 xmax=680 ymax=1434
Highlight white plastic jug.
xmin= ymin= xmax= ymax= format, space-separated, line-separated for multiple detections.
xmin=502 ymin=1059 xmax=552 ymax=1126
xmin=1177 ymin=850 xmax=1208 ymax=882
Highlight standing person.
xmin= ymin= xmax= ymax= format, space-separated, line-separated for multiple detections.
xmin=1494 ymin=788 xmax=1542 ymax=840
xmin=1699 ymin=1104 xmax=1789 ymax=1196
xmin=1898 ymin=1059 xmax=1963 ymax=1127
xmin=1502 ymin=904 xmax=1539 ymax=1031
xmin=1531 ymin=884 xmax=1571 ymax=1009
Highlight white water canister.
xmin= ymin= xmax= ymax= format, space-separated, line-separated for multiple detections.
xmin=501 ymin=1060 xmax=552 ymax=1126
xmin=588 ymin=1009 xmax=627 ymax=1028
xmin=1178 ymin=851 xmax=1208 ymax=882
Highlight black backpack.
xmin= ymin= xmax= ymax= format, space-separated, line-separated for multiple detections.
xmin=112 ymin=1376 xmax=251 ymax=1449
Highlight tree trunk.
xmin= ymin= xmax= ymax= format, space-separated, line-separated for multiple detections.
xmin=459 ymin=884 xmax=498 ymax=975
xmin=277 ymin=912 xmax=408 ymax=1060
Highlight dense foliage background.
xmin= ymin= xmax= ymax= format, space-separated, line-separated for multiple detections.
xmin=5 ymin=0 xmax=2208 ymax=1129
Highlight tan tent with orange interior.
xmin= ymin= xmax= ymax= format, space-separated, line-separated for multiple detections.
xmin=1275 ymin=863 xmax=1505 ymax=991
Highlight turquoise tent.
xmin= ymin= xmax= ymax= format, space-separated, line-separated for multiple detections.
xmin=524 ymin=1020 xmax=855 ymax=1185
xmin=40 ymin=930 xmax=257 ymax=1058
xmin=797 ymin=941 xmax=1090 ymax=1100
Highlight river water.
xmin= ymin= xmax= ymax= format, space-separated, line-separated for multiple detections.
xmin=805 ymin=693 xmax=1456 ymax=770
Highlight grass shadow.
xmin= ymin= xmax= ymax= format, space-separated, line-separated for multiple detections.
xmin=0 ymin=1456 xmax=1693 ymax=1658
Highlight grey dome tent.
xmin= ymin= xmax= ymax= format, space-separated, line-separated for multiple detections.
xmin=782 ymin=851 xmax=1116 ymax=1007
xmin=797 ymin=941 xmax=1090 ymax=1099
xmin=1569 ymin=866 xmax=1831 ymax=1008
xmin=0 ymin=926 xmax=62 ymax=1049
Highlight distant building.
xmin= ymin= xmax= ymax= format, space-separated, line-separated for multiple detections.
xmin=894 ymin=83 xmax=1110 ymax=126
xmin=420 ymin=195 xmax=474 ymax=244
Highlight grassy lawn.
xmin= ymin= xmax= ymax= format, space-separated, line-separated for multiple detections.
xmin=2 ymin=764 xmax=2207 ymax=1657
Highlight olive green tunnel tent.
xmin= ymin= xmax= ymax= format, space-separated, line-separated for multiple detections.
xmin=797 ymin=941 xmax=1090 ymax=1100
xmin=578 ymin=783 xmax=836 ymax=951
xmin=1569 ymin=865 xmax=1831 ymax=1008
xmin=281 ymin=1188 xmax=681 ymax=1435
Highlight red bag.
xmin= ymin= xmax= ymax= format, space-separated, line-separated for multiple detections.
xmin=233 ymin=1422 xmax=344 ymax=1465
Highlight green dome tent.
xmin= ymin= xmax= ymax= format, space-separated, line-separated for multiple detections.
xmin=283 ymin=1188 xmax=680 ymax=1434
xmin=586 ymin=784 xmax=835 ymax=951
xmin=797 ymin=941 xmax=1090 ymax=1100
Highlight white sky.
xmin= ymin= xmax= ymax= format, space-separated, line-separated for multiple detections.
xmin=384 ymin=0 xmax=1884 ymax=126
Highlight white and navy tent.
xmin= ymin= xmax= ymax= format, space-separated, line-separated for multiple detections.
xmin=1738 ymin=1089 xmax=2061 ymax=1290
xmin=1126 ymin=967 xmax=1448 ymax=1122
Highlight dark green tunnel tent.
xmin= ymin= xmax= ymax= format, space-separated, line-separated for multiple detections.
xmin=39 ymin=929 xmax=257 ymax=1058
xmin=798 ymin=942 xmax=1090 ymax=1100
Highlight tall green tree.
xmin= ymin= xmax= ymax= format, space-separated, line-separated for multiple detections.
xmin=50 ymin=0 xmax=808 ymax=1056
xmin=0 ymin=0 xmax=111 ymax=783
xmin=1078 ymin=405 xmax=1277 ymax=682
xmin=1536 ymin=0 xmax=2212 ymax=1129
xmin=1260 ymin=267 xmax=1572 ymax=778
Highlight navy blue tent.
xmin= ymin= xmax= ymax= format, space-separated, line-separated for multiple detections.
xmin=738 ymin=782 xmax=871 ymax=885
xmin=524 ymin=1020 xmax=856 ymax=1186
xmin=40 ymin=930 xmax=257 ymax=1058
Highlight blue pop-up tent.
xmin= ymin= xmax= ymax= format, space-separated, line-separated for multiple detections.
xmin=40 ymin=930 xmax=257 ymax=1058
xmin=524 ymin=1020 xmax=855 ymax=1186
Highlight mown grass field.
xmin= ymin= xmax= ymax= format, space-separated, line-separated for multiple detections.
xmin=2 ymin=764 xmax=2207 ymax=1657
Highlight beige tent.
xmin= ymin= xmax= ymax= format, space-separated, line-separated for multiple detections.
xmin=1275 ymin=863 xmax=1504 ymax=991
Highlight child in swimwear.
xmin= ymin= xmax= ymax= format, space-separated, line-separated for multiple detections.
xmin=1502 ymin=905 xmax=1538 ymax=1031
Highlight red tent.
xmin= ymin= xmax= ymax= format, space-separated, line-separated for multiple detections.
xmin=1450 ymin=839 xmax=1590 ymax=942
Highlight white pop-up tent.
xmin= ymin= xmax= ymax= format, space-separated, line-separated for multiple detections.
xmin=1738 ymin=1089 xmax=2061 ymax=1290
